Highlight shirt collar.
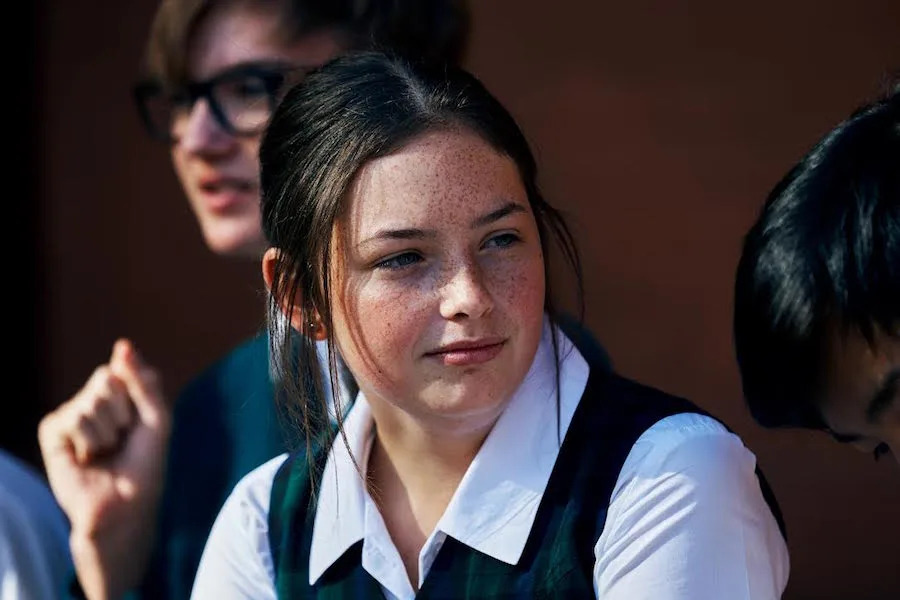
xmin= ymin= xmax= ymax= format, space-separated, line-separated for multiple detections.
xmin=308 ymin=394 xmax=373 ymax=584
xmin=308 ymin=320 xmax=590 ymax=582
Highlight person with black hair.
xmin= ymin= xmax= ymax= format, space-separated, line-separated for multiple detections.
xmin=192 ymin=51 xmax=789 ymax=599
xmin=734 ymin=84 xmax=899 ymax=464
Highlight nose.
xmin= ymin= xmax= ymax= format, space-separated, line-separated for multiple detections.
xmin=438 ymin=261 xmax=493 ymax=321
xmin=175 ymin=99 xmax=234 ymax=155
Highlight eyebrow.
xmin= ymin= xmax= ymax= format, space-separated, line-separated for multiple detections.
xmin=186 ymin=60 xmax=304 ymax=87
xmin=217 ymin=59 xmax=298 ymax=75
xmin=471 ymin=202 xmax=527 ymax=228
xmin=359 ymin=201 xmax=527 ymax=248
xmin=865 ymin=368 xmax=900 ymax=424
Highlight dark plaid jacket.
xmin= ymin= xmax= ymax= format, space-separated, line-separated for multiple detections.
xmin=267 ymin=349 xmax=787 ymax=599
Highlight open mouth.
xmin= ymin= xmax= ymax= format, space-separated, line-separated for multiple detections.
xmin=199 ymin=178 xmax=254 ymax=193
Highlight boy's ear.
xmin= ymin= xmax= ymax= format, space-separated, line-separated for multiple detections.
xmin=262 ymin=247 xmax=327 ymax=341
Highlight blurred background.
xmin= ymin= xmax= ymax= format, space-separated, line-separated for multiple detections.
xmin=14 ymin=1 xmax=899 ymax=598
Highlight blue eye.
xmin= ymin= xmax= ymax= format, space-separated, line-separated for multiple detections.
xmin=484 ymin=233 xmax=520 ymax=249
xmin=375 ymin=252 xmax=422 ymax=270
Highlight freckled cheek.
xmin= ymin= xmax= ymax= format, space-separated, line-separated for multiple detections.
xmin=485 ymin=252 xmax=546 ymax=319
xmin=351 ymin=281 xmax=432 ymax=367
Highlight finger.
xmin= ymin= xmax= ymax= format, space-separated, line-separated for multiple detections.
xmin=85 ymin=367 xmax=135 ymax=431
xmin=109 ymin=339 xmax=168 ymax=428
xmin=76 ymin=365 xmax=134 ymax=447
xmin=90 ymin=397 xmax=129 ymax=448
xmin=68 ymin=411 xmax=114 ymax=463
xmin=38 ymin=364 xmax=122 ymax=462
xmin=38 ymin=409 xmax=76 ymax=463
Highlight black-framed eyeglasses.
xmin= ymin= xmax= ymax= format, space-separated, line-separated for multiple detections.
xmin=132 ymin=61 xmax=312 ymax=143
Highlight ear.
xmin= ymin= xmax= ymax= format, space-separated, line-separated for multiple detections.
xmin=262 ymin=247 xmax=328 ymax=341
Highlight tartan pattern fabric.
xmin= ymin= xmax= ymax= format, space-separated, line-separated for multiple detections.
xmin=268 ymin=361 xmax=786 ymax=599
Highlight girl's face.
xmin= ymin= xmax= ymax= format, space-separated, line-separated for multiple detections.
xmin=330 ymin=128 xmax=546 ymax=432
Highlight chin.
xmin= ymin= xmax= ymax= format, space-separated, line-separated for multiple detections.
xmin=421 ymin=376 xmax=517 ymax=418
xmin=202 ymin=225 xmax=266 ymax=258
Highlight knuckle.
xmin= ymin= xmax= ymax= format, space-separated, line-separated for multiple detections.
xmin=79 ymin=395 xmax=106 ymax=419
xmin=91 ymin=363 xmax=113 ymax=382
xmin=74 ymin=411 xmax=96 ymax=432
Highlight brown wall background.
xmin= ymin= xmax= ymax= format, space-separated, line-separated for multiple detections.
xmin=29 ymin=1 xmax=899 ymax=598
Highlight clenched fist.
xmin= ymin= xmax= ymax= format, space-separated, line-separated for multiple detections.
xmin=38 ymin=339 xmax=172 ymax=600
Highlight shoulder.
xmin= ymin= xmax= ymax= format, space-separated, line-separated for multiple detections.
xmin=167 ymin=330 xmax=281 ymax=456
xmin=163 ymin=330 xmax=285 ymax=490
xmin=631 ymin=411 xmax=738 ymax=456
xmin=0 ymin=453 xmax=71 ymax=597
xmin=0 ymin=452 xmax=68 ymax=541
xmin=190 ymin=454 xmax=290 ymax=599
xmin=593 ymin=414 xmax=790 ymax=597
xmin=177 ymin=331 xmax=272 ymax=404
xmin=0 ymin=485 xmax=66 ymax=559
xmin=614 ymin=412 xmax=756 ymax=500
xmin=221 ymin=453 xmax=291 ymax=524
xmin=576 ymin=372 xmax=761 ymax=497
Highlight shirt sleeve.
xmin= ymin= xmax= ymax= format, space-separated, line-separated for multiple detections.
xmin=0 ymin=495 xmax=69 ymax=600
xmin=593 ymin=413 xmax=790 ymax=600
xmin=190 ymin=454 xmax=288 ymax=600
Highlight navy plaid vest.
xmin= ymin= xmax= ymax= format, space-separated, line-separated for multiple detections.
xmin=267 ymin=354 xmax=786 ymax=599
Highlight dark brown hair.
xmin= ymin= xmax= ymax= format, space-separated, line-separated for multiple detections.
xmin=141 ymin=0 xmax=471 ymax=87
xmin=259 ymin=51 xmax=584 ymax=478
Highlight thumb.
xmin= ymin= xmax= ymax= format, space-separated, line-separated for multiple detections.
xmin=109 ymin=339 xmax=168 ymax=428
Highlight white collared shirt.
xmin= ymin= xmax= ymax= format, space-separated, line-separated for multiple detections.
xmin=191 ymin=327 xmax=789 ymax=599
